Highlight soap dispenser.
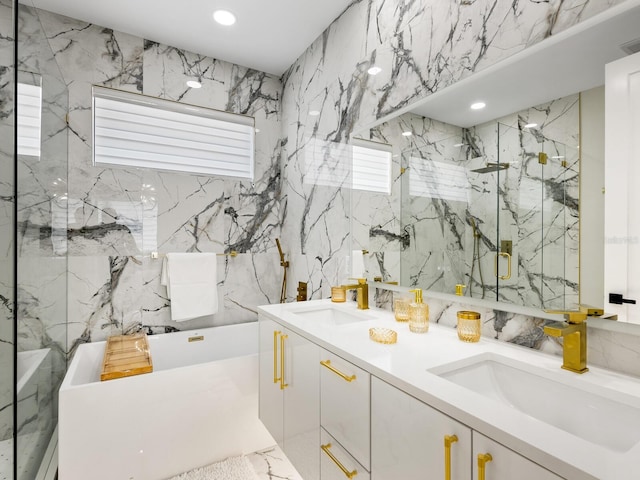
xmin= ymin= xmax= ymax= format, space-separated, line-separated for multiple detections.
xmin=408 ymin=288 xmax=429 ymax=333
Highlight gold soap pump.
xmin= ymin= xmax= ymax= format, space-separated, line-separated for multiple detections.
xmin=408 ymin=288 xmax=429 ymax=333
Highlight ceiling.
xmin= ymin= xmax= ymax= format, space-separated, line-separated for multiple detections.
xmin=27 ymin=0 xmax=352 ymax=76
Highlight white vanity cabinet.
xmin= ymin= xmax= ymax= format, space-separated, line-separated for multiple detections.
xmin=258 ymin=316 xmax=320 ymax=480
xmin=320 ymin=350 xmax=371 ymax=471
xmin=371 ymin=377 xmax=471 ymax=480
xmin=472 ymin=432 xmax=563 ymax=480
xmin=258 ymin=303 xmax=581 ymax=480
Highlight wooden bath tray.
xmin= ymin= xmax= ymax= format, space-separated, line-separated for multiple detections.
xmin=101 ymin=333 xmax=153 ymax=381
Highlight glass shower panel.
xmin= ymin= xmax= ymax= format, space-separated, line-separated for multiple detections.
xmin=16 ymin=2 xmax=69 ymax=478
xmin=466 ymin=122 xmax=500 ymax=300
xmin=400 ymin=134 xmax=472 ymax=294
xmin=495 ymin=123 xmax=579 ymax=309
xmin=0 ymin=0 xmax=16 ymax=478
xmin=540 ymin=142 xmax=580 ymax=310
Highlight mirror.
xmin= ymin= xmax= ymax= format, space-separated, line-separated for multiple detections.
xmin=350 ymin=2 xmax=640 ymax=318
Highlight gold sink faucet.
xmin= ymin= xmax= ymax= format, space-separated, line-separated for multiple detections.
xmin=543 ymin=308 xmax=588 ymax=374
xmin=340 ymin=278 xmax=369 ymax=310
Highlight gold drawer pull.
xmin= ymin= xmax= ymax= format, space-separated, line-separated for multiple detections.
xmin=321 ymin=443 xmax=357 ymax=479
xmin=320 ymin=359 xmax=356 ymax=382
xmin=280 ymin=334 xmax=288 ymax=390
xmin=273 ymin=330 xmax=281 ymax=384
xmin=477 ymin=453 xmax=493 ymax=480
xmin=444 ymin=434 xmax=458 ymax=480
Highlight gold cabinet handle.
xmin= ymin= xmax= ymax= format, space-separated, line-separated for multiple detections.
xmin=280 ymin=334 xmax=288 ymax=390
xmin=494 ymin=252 xmax=511 ymax=280
xmin=444 ymin=435 xmax=458 ymax=480
xmin=321 ymin=443 xmax=357 ymax=479
xmin=273 ymin=330 xmax=281 ymax=384
xmin=477 ymin=453 xmax=493 ymax=480
xmin=320 ymin=359 xmax=356 ymax=382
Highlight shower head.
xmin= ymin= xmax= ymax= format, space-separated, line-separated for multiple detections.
xmin=471 ymin=163 xmax=509 ymax=174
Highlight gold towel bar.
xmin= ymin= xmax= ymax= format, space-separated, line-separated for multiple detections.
xmin=150 ymin=251 xmax=237 ymax=259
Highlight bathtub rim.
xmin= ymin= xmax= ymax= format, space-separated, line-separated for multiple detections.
xmin=60 ymin=321 xmax=258 ymax=390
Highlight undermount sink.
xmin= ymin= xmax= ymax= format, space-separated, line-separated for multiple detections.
xmin=429 ymin=353 xmax=640 ymax=452
xmin=289 ymin=304 xmax=373 ymax=326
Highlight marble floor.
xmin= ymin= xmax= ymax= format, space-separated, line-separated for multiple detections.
xmin=246 ymin=446 xmax=303 ymax=480
xmin=0 ymin=442 xmax=301 ymax=480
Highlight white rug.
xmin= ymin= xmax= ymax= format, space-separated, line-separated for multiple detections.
xmin=168 ymin=455 xmax=259 ymax=480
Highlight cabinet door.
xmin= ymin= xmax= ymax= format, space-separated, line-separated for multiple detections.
xmin=258 ymin=316 xmax=283 ymax=445
xmin=472 ymin=432 xmax=563 ymax=480
xmin=371 ymin=377 xmax=471 ymax=480
xmin=283 ymin=328 xmax=320 ymax=480
xmin=320 ymin=350 xmax=371 ymax=470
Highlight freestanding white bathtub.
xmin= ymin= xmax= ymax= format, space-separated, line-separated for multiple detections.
xmin=59 ymin=322 xmax=274 ymax=480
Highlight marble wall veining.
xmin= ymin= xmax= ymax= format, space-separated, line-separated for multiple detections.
xmin=0 ymin=0 xmax=15 ymax=454
xmin=349 ymin=91 xmax=579 ymax=312
xmin=280 ymin=0 xmax=620 ymax=301
xmin=0 ymin=0 xmax=17 ymax=480
xmin=14 ymin=0 xmax=636 ymax=383
xmin=279 ymin=0 xmax=629 ymax=367
xmin=19 ymin=8 xmax=285 ymax=352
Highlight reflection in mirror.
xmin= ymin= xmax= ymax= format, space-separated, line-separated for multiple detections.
xmin=353 ymin=93 xmax=580 ymax=310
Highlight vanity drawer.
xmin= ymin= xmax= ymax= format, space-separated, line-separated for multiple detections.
xmin=321 ymin=428 xmax=370 ymax=480
xmin=320 ymin=350 xmax=370 ymax=470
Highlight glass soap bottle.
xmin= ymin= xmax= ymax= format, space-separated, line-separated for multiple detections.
xmin=408 ymin=288 xmax=429 ymax=333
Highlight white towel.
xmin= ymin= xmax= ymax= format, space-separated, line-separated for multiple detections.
xmin=160 ymin=252 xmax=218 ymax=322
xmin=351 ymin=249 xmax=365 ymax=278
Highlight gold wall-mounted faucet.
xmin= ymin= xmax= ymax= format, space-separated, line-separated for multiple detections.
xmin=340 ymin=278 xmax=369 ymax=310
xmin=543 ymin=308 xmax=588 ymax=374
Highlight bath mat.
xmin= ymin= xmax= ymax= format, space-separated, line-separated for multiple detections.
xmin=168 ymin=455 xmax=259 ymax=480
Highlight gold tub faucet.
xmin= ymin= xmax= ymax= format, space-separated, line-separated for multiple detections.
xmin=340 ymin=278 xmax=369 ymax=310
xmin=543 ymin=308 xmax=589 ymax=374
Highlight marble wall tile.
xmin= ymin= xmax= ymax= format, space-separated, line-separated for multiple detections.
xmin=361 ymin=95 xmax=579 ymax=308
xmin=15 ymin=0 xmax=632 ymax=381
xmin=0 ymin=0 xmax=12 ymax=68
xmin=14 ymin=8 xmax=285 ymax=352
xmin=1 ymin=0 xmax=17 ymax=454
xmin=0 ymin=0 xmax=15 ymax=451
xmin=277 ymin=0 xmax=613 ymax=369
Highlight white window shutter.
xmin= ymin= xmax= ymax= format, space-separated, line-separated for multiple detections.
xmin=17 ymin=82 xmax=42 ymax=157
xmin=92 ymin=86 xmax=255 ymax=179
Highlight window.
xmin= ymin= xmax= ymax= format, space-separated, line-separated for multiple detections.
xmin=92 ymin=86 xmax=255 ymax=179
xmin=17 ymin=82 xmax=42 ymax=157
xmin=409 ymin=156 xmax=468 ymax=202
xmin=350 ymin=138 xmax=392 ymax=194
xmin=303 ymin=137 xmax=392 ymax=194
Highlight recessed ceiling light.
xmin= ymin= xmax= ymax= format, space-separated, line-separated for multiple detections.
xmin=309 ymin=110 xmax=320 ymax=116
xmin=213 ymin=10 xmax=236 ymax=26
xmin=551 ymin=155 xmax=565 ymax=159
xmin=186 ymin=80 xmax=202 ymax=89
xmin=367 ymin=66 xmax=382 ymax=76
xmin=470 ymin=102 xmax=486 ymax=110
xmin=524 ymin=123 xmax=538 ymax=128
xmin=402 ymin=131 xmax=413 ymax=137
xmin=453 ymin=143 xmax=466 ymax=147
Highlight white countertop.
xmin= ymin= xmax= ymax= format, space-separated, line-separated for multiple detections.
xmin=258 ymin=299 xmax=640 ymax=480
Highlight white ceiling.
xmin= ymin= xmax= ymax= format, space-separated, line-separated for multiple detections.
xmin=28 ymin=0 xmax=352 ymax=76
